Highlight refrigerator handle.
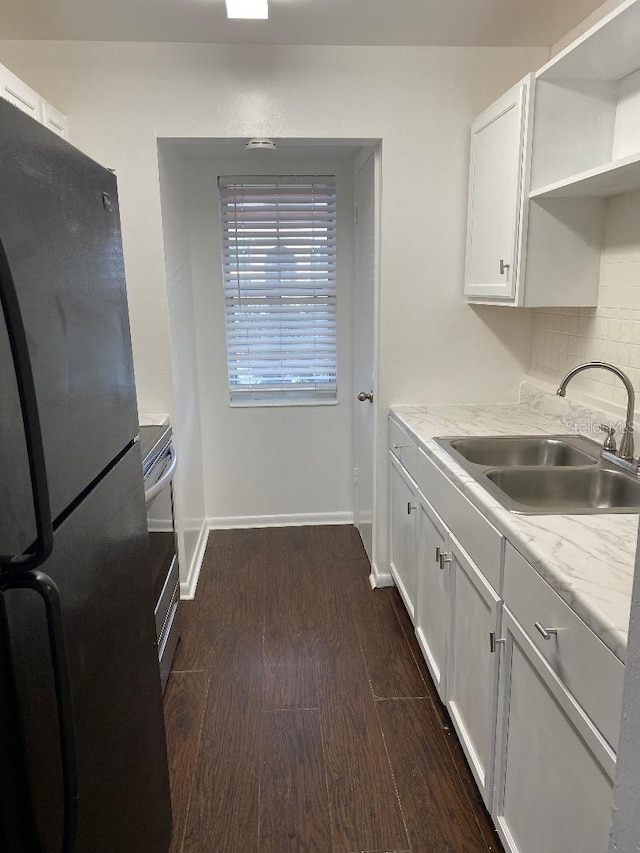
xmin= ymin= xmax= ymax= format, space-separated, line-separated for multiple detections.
xmin=1 ymin=569 xmax=78 ymax=853
xmin=0 ymin=237 xmax=53 ymax=572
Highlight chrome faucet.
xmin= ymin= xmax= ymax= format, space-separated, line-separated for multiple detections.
xmin=556 ymin=361 xmax=636 ymax=463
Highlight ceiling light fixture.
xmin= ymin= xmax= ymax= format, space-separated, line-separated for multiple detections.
xmin=225 ymin=0 xmax=268 ymax=19
xmin=245 ymin=138 xmax=277 ymax=151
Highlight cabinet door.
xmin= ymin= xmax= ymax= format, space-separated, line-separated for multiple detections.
xmin=389 ymin=453 xmax=418 ymax=620
xmin=0 ymin=66 xmax=42 ymax=122
xmin=446 ymin=536 xmax=501 ymax=807
xmin=42 ymin=101 xmax=69 ymax=140
xmin=415 ymin=495 xmax=449 ymax=700
xmin=464 ymin=77 xmax=530 ymax=302
xmin=492 ymin=608 xmax=615 ymax=853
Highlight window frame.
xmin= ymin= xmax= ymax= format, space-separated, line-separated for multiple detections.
xmin=218 ymin=174 xmax=338 ymax=406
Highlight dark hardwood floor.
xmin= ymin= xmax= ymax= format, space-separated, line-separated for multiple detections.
xmin=163 ymin=525 xmax=503 ymax=853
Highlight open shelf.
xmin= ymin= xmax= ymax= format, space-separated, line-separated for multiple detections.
xmin=538 ymin=0 xmax=640 ymax=81
xmin=530 ymin=151 xmax=640 ymax=200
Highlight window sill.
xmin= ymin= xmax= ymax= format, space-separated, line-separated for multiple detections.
xmin=229 ymin=398 xmax=339 ymax=409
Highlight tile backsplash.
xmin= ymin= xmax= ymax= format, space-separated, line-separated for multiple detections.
xmin=529 ymin=190 xmax=640 ymax=411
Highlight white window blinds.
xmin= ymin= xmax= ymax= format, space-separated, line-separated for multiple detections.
xmin=219 ymin=176 xmax=337 ymax=401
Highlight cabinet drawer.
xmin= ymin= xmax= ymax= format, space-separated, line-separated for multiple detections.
xmin=418 ymin=449 xmax=502 ymax=591
xmin=503 ymin=543 xmax=624 ymax=750
xmin=389 ymin=416 xmax=418 ymax=480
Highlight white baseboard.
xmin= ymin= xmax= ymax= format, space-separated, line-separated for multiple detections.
xmin=208 ymin=511 xmax=355 ymax=529
xmin=369 ymin=561 xmax=394 ymax=589
xmin=180 ymin=519 xmax=209 ymax=600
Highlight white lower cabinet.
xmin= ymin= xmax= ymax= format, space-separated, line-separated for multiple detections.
xmin=389 ymin=452 xmax=418 ymax=620
xmin=415 ymin=496 xmax=449 ymax=700
xmin=388 ymin=425 xmax=622 ymax=852
xmin=447 ymin=537 xmax=502 ymax=807
xmin=415 ymin=498 xmax=501 ymax=807
xmin=492 ymin=607 xmax=616 ymax=853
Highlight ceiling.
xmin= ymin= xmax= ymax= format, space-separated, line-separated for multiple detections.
xmin=0 ymin=0 xmax=608 ymax=46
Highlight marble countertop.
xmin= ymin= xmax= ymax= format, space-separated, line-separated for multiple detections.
xmin=390 ymin=384 xmax=637 ymax=663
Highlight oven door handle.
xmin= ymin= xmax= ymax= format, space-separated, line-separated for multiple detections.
xmin=144 ymin=446 xmax=177 ymax=505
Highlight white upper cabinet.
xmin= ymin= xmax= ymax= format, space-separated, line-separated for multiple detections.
xmin=465 ymin=72 xmax=602 ymax=309
xmin=464 ymin=77 xmax=531 ymax=302
xmin=0 ymin=66 xmax=43 ymax=122
xmin=531 ymin=0 xmax=640 ymax=200
xmin=41 ymin=101 xmax=69 ymax=140
xmin=0 ymin=64 xmax=68 ymax=140
xmin=466 ymin=0 xmax=640 ymax=308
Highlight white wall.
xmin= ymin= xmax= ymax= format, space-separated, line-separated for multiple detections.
xmin=182 ymin=146 xmax=356 ymax=524
xmin=0 ymin=40 xmax=547 ymax=574
xmin=550 ymin=0 xmax=628 ymax=55
xmin=529 ymin=190 xmax=640 ymax=415
xmin=157 ymin=145 xmax=207 ymax=593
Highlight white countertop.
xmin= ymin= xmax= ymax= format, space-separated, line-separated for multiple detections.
xmin=138 ymin=412 xmax=170 ymax=427
xmin=390 ymin=384 xmax=637 ymax=663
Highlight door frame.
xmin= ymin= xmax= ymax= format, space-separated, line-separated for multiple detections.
xmin=352 ymin=144 xmax=383 ymax=583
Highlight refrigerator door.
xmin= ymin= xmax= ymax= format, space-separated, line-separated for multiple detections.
xmin=0 ymin=99 xmax=138 ymax=558
xmin=1 ymin=444 xmax=172 ymax=852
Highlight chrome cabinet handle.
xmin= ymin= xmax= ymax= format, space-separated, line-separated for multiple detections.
xmin=392 ymin=443 xmax=408 ymax=450
xmin=435 ymin=546 xmax=440 ymax=562
xmin=358 ymin=391 xmax=373 ymax=402
xmin=407 ymin=502 xmax=417 ymax=515
xmin=439 ymin=552 xmax=451 ymax=571
xmin=499 ymin=259 xmax=510 ymax=275
xmin=489 ymin=632 xmax=507 ymax=653
xmin=534 ymin=622 xmax=558 ymax=641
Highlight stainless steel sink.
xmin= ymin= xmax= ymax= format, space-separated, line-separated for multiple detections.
xmin=485 ymin=467 xmax=640 ymax=513
xmin=446 ymin=436 xmax=598 ymax=468
xmin=434 ymin=434 xmax=640 ymax=514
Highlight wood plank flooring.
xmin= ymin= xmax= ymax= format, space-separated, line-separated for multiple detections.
xmin=163 ymin=525 xmax=503 ymax=853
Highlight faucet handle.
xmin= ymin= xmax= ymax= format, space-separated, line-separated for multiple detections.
xmin=599 ymin=424 xmax=617 ymax=452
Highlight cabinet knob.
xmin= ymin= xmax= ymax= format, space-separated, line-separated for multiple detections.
xmin=489 ymin=632 xmax=507 ymax=653
xmin=534 ymin=622 xmax=558 ymax=641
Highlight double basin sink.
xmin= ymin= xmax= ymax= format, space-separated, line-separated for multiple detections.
xmin=435 ymin=434 xmax=640 ymax=514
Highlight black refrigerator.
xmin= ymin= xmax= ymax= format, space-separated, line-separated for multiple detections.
xmin=0 ymin=99 xmax=172 ymax=851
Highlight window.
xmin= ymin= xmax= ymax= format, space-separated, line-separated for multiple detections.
xmin=219 ymin=175 xmax=337 ymax=403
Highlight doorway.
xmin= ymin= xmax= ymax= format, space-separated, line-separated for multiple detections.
xmin=353 ymin=148 xmax=380 ymax=566
xmin=158 ymin=137 xmax=381 ymax=558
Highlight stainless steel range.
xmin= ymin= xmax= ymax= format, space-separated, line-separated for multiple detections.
xmin=140 ymin=425 xmax=180 ymax=692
